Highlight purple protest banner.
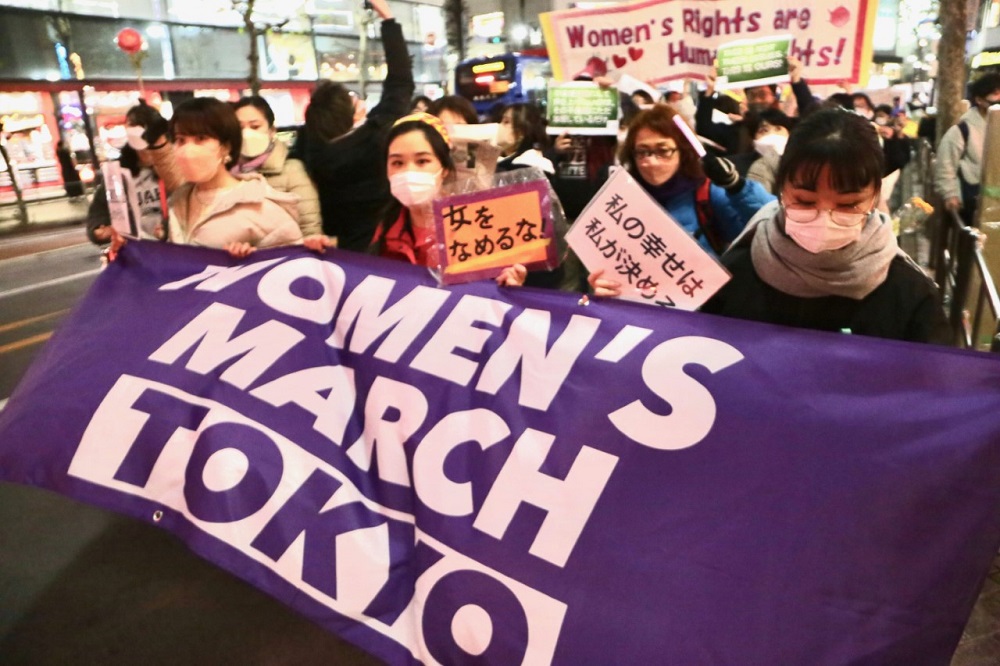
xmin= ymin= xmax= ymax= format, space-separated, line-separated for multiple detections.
xmin=2 ymin=240 xmax=1000 ymax=664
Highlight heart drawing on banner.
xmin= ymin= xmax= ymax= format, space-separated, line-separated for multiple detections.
xmin=612 ymin=54 xmax=628 ymax=68
xmin=629 ymin=47 xmax=644 ymax=61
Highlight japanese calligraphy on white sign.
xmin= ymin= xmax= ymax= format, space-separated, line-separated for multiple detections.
xmin=566 ymin=169 xmax=731 ymax=309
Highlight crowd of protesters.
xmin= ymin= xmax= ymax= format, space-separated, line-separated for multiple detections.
xmin=89 ymin=0 xmax=992 ymax=344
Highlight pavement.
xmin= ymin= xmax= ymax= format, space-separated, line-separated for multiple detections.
xmin=0 ymin=192 xmax=92 ymax=238
xmin=952 ymin=557 xmax=1000 ymax=665
xmin=0 ymin=482 xmax=384 ymax=665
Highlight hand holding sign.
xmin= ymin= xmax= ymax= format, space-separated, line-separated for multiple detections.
xmin=715 ymin=35 xmax=792 ymax=90
xmin=566 ymin=169 xmax=731 ymax=309
xmin=701 ymin=154 xmax=742 ymax=191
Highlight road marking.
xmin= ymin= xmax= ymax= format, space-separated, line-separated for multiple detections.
xmin=0 ymin=268 xmax=102 ymax=299
xmin=0 ymin=398 xmax=6 ymax=412
xmin=0 ymin=309 xmax=70 ymax=334
xmin=0 ymin=332 xmax=53 ymax=355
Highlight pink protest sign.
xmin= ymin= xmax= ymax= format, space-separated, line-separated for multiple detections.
xmin=540 ymin=0 xmax=876 ymax=85
xmin=565 ymin=168 xmax=731 ymax=310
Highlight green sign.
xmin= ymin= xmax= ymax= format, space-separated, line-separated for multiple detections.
xmin=716 ymin=35 xmax=791 ymax=88
xmin=546 ymin=82 xmax=620 ymax=135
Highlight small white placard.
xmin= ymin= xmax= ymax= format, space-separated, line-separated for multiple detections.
xmin=566 ymin=169 xmax=731 ymax=310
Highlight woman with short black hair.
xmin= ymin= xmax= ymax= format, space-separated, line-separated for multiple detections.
xmin=702 ymin=108 xmax=944 ymax=343
xmin=166 ymin=97 xmax=302 ymax=257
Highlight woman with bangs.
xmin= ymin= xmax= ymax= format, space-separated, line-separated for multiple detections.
xmin=360 ymin=113 xmax=526 ymax=286
xmin=589 ymin=104 xmax=773 ymax=298
xmin=166 ymin=97 xmax=302 ymax=257
xmin=701 ymin=109 xmax=943 ymax=343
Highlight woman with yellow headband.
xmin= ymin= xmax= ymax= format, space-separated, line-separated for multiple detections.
xmin=362 ymin=113 xmax=526 ymax=286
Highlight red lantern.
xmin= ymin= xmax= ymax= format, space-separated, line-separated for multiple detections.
xmin=116 ymin=28 xmax=144 ymax=55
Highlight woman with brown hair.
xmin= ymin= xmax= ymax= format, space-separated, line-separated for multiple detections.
xmin=590 ymin=104 xmax=773 ymax=297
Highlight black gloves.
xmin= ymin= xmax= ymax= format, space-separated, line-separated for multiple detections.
xmin=142 ymin=114 xmax=169 ymax=148
xmin=701 ymin=153 xmax=743 ymax=193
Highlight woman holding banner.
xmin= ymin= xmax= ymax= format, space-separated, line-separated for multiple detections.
xmin=589 ymin=104 xmax=773 ymax=297
xmin=233 ymin=96 xmax=322 ymax=238
xmin=108 ymin=99 xmax=305 ymax=262
xmin=354 ymin=112 xmax=527 ymax=287
xmin=701 ymin=109 xmax=944 ymax=343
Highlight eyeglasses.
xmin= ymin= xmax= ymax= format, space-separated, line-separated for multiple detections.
xmin=634 ymin=146 xmax=678 ymax=161
xmin=781 ymin=202 xmax=872 ymax=227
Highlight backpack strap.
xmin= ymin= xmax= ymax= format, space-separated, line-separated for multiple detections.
xmin=692 ymin=178 xmax=725 ymax=254
xmin=957 ymin=120 xmax=970 ymax=160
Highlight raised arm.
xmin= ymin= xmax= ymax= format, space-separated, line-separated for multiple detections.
xmin=365 ymin=0 xmax=415 ymax=123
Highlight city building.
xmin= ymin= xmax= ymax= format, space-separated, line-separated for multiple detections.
xmin=0 ymin=0 xmax=447 ymax=200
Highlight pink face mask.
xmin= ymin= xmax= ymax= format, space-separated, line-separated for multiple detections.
xmin=175 ymin=143 xmax=225 ymax=184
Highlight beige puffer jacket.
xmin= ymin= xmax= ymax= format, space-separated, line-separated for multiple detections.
xmin=256 ymin=141 xmax=322 ymax=237
xmin=168 ymin=173 xmax=303 ymax=249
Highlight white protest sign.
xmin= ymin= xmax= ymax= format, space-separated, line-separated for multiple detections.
xmin=101 ymin=161 xmax=134 ymax=237
xmin=566 ymin=169 xmax=731 ymax=310
xmin=446 ymin=123 xmax=502 ymax=189
xmin=616 ymin=73 xmax=661 ymax=104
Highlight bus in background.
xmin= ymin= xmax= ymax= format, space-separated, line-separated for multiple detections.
xmin=455 ymin=52 xmax=551 ymax=120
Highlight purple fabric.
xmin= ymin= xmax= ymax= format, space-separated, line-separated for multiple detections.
xmin=3 ymin=240 xmax=1000 ymax=665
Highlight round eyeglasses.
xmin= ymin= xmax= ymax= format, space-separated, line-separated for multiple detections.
xmin=781 ymin=202 xmax=872 ymax=227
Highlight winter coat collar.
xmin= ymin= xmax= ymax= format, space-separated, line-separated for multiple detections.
xmin=172 ymin=173 xmax=300 ymax=229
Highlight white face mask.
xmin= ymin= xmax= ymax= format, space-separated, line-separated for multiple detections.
xmin=125 ymin=126 xmax=148 ymax=151
xmin=753 ymin=133 xmax=788 ymax=158
xmin=784 ymin=211 xmax=869 ymax=253
xmin=176 ymin=143 xmax=226 ymax=184
xmin=240 ymin=128 xmax=271 ymax=158
xmin=390 ymin=170 xmax=441 ymax=208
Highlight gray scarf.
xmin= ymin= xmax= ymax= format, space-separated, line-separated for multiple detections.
xmin=747 ymin=200 xmax=900 ymax=300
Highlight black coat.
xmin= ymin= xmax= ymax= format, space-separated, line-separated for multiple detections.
xmin=701 ymin=230 xmax=946 ymax=344
xmin=298 ymin=19 xmax=414 ymax=252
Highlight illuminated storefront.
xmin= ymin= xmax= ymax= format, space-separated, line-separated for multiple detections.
xmin=0 ymin=0 xmax=446 ymax=196
xmin=0 ymin=91 xmax=64 ymax=200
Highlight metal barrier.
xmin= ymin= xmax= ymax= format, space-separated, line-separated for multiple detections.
xmin=931 ymin=207 xmax=1000 ymax=352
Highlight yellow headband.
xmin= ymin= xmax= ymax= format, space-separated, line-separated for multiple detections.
xmin=393 ymin=112 xmax=452 ymax=148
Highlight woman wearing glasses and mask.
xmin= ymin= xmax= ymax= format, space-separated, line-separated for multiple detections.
xmin=701 ymin=109 xmax=943 ymax=343
xmin=589 ymin=104 xmax=773 ymax=296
